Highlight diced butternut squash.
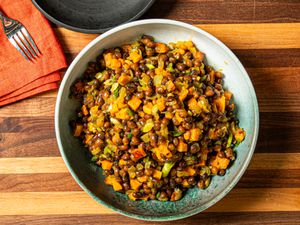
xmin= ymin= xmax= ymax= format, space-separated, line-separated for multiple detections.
xmin=175 ymin=111 xmax=184 ymax=124
xmin=165 ymin=112 xmax=173 ymax=119
xmin=130 ymin=179 xmax=142 ymax=190
xmin=116 ymin=108 xmax=132 ymax=120
xmin=178 ymin=88 xmax=189 ymax=101
xmin=128 ymin=192 xmax=137 ymax=201
xmin=91 ymin=147 xmax=101 ymax=156
xmin=118 ymin=75 xmax=132 ymax=86
xmin=105 ymin=175 xmax=115 ymax=185
xmin=105 ymin=175 xmax=123 ymax=192
xmin=153 ymin=170 xmax=162 ymax=180
xmin=198 ymin=160 xmax=206 ymax=167
xmin=194 ymin=51 xmax=204 ymax=61
xmin=182 ymin=179 xmax=190 ymax=187
xmin=138 ymin=111 xmax=145 ymax=118
xmin=81 ymin=105 xmax=89 ymax=116
xmin=173 ymin=41 xmax=193 ymax=50
xmin=155 ymin=43 xmax=169 ymax=53
xmin=119 ymin=159 xmax=127 ymax=167
xmin=183 ymin=131 xmax=191 ymax=141
xmin=224 ymin=91 xmax=232 ymax=101
xmin=188 ymin=98 xmax=202 ymax=114
xmin=100 ymin=160 xmax=113 ymax=170
xmin=128 ymin=96 xmax=142 ymax=111
xmin=209 ymin=71 xmax=215 ymax=84
xmin=190 ymin=128 xmax=201 ymax=141
xmin=84 ymin=134 xmax=93 ymax=144
xmin=166 ymin=80 xmax=176 ymax=92
xmin=188 ymin=86 xmax=196 ymax=95
xmin=109 ymin=103 xmax=119 ymax=115
xmin=154 ymin=143 xmax=172 ymax=161
xmin=74 ymin=123 xmax=83 ymax=137
xmin=157 ymin=98 xmax=166 ymax=111
xmin=143 ymin=102 xmax=153 ymax=115
xmin=104 ymin=53 xmax=121 ymax=69
xmin=214 ymin=95 xmax=226 ymax=113
xmin=208 ymin=128 xmax=218 ymax=140
xmin=112 ymin=180 xmax=123 ymax=191
xmin=234 ymin=128 xmax=246 ymax=143
xmin=186 ymin=167 xmax=196 ymax=176
xmin=137 ymin=175 xmax=149 ymax=183
xmin=211 ymin=156 xmax=230 ymax=170
xmin=177 ymin=140 xmax=188 ymax=152
xmin=131 ymin=148 xmax=147 ymax=161
xmin=129 ymin=51 xmax=142 ymax=63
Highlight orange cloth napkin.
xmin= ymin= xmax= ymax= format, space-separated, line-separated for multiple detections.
xmin=0 ymin=0 xmax=67 ymax=107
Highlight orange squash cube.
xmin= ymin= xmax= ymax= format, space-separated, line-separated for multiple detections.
xmin=128 ymin=96 xmax=142 ymax=111
xmin=177 ymin=140 xmax=188 ymax=152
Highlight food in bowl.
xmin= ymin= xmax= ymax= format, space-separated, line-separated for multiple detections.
xmin=71 ymin=35 xmax=246 ymax=201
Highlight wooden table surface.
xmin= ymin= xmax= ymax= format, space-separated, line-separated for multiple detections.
xmin=1 ymin=0 xmax=300 ymax=224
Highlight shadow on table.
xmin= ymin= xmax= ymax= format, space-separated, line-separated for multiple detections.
xmin=141 ymin=0 xmax=177 ymax=20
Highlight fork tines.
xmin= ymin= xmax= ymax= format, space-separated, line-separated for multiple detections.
xmin=9 ymin=26 xmax=41 ymax=61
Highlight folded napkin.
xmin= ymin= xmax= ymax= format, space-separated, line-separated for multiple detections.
xmin=0 ymin=0 xmax=67 ymax=107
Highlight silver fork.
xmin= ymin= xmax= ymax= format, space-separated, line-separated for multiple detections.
xmin=0 ymin=10 xmax=41 ymax=61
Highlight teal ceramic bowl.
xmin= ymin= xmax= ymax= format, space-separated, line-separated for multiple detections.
xmin=55 ymin=19 xmax=259 ymax=221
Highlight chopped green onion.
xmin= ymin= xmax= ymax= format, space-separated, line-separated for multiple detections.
xmin=235 ymin=141 xmax=241 ymax=148
xmin=113 ymin=88 xmax=120 ymax=98
xmin=95 ymin=72 xmax=103 ymax=80
xmin=91 ymin=155 xmax=98 ymax=162
xmin=104 ymin=146 xmax=112 ymax=155
xmin=162 ymin=161 xmax=176 ymax=177
xmin=171 ymin=129 xmax=184 ymax=137
xmin=156 ymin=192 xmax=161 ymax=199
xmin=166 ymin=63 xmax=174 ymax=72
xmin=127 ymin=108 xmax=134 ymax=116
xmin=200 ymin=75 xmax=207 ymax=82
xmin=146 ymin=63 xmax=155 ymax=70
xmin=136 ymin=163 xmax=144 ymax=171
xmin=127 ymin=133 xmax=133 ymax=139
xmin=141 ymin=133 xmax=150 ymax=142
xmin=226 ymin=132 xmax=233 ymax=148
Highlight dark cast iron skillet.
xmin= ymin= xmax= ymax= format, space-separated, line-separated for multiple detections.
xmin=32 ymin=0 xmax=156 ymax=33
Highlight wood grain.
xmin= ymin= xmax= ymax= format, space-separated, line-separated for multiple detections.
xmin=237 ymin=169 xmax=300 ymax=188
xmin=0 ymin=97 xmax=55 ymax=117
xmin=0 ymin=189 xmax=300 ymax=215
xmin=234 ymin=49 xmax=300 ymax=68
xmin=143 ymin=0 xmax=300 ymax=24
xmin=0 ymin=132 xmax=58 ymax=157
xmin=1 ymin=212 xmax=300 ymax=225
xmin=0 ymin=173 xmax=81 ymax=192
xmin=0 ymin=117 xmax=54 ymax=133
xmin=55 ymin=23 xmax=300 ymax=53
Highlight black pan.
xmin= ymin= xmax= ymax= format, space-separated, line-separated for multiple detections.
xmin=32 ymin=0 xmax=155 ymax=33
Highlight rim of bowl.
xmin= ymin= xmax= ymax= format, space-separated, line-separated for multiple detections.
xmin=55 ymin=19 xmax=259 ymax=221
xmin=31 ymin=0 xmax=156 ymax=33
